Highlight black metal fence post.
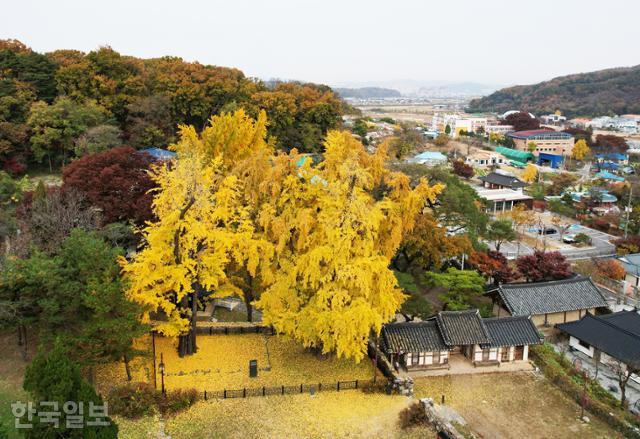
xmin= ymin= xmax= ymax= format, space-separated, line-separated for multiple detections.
xmin=204 ymin=390 xmax=207 ymax=401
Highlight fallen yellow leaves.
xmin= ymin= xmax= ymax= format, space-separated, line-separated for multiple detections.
xmin=163 ymin=391 xmax=421 ymax=439
xmin=96 ymin=333 xmax=374 ymax=394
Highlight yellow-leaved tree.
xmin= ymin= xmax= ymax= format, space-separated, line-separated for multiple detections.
xmin=572 ymin=139 xmax=590 ymax=161
xmin=521 ymin=163 xmax=538 ymax=183
xmin=124 ymin=110 xmax=443 ymax=361
xmin=255 ymin=131 xmax=443 ymax=361
xmin=122 ymin=110 xmax=274 ymax=356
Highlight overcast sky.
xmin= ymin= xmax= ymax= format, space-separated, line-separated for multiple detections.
xmin=4 ymin=0 xmax=640 ymax=88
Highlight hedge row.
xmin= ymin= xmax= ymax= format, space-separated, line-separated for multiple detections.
xmin=531 ymin=343 xmax=640 ymax=438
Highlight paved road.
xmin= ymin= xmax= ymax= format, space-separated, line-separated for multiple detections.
xmin=494 ymin=224 xmax=616 ymax=260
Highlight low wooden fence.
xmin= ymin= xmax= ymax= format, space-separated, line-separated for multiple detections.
xmin=203 ymin=379 xmax=370 ymax=400
xmin=195 ymin=325 xmax=273 ymax=335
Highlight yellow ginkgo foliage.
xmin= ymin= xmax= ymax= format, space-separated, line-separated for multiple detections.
xmin=123 ymin=111 xmax=443 ymax=362
xmin=122 ymin=110 xmax=274 ymax=356
xmin=572 ymin=139 xmax=590 ymax=161
xmin=521 ymin=163 xmax=538 ymax=183
xmin=256 ymin=131 xmax=443 ymax=362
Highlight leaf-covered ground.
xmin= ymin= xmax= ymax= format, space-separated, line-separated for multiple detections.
xmin=117 ymin=391 xmax=431 ymax=439
xmin=96 ymin=334 xmax=375 ymax=394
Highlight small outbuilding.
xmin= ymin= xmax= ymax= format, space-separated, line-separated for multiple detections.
xmin=407 ymin=151 xmax=448 ymax=166
xmin=488 ymin=276 xmax=609 ymax=328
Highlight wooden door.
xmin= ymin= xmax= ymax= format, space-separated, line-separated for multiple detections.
xmin=501 ymin=347 xmax=510 ymax=362
xmin=514 ymin=346 xmax=524 ymax=361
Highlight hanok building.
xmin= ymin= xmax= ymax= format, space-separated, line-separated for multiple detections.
xmin=488 ymin=276 xmax=609 ymax=328
xmin=478 ymin=172 xmax=527 ymax=191
xmin=556 ymin=310 xmax=640 ymax=370
xmin=380 ymin=310 xmax=542 ymax=372
xmin=474 ymin=172 xmax=533 ymax=213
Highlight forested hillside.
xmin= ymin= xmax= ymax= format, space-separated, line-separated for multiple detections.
xmin=0 ymin=39 xmax=345 ymax=174
xmin=467 ymin=65 xmax=640 ymax=117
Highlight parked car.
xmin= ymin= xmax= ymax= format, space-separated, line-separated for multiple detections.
xmin=563 ymin=234 xmax=577 ymax=243
xmin=537 ymin=227 xmax=558 ymax=236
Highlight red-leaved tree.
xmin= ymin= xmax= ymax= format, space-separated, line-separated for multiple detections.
xmin=62 ymin=146 xmax=157 ymax=225
xmin=452 ymin=160 xmax=474 ymax=179
xmin=515 ymin=250 xmax=571 ymax=282
xmin=501 ymin=112 xmax=540 ymax=131
xmin=469 ymin=250 xmax=517 ymax=285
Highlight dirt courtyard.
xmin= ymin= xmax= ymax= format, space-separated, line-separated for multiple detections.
xmin=413 ymin=372 xmax=622 ymax=439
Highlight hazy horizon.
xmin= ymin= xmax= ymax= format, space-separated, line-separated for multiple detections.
xmin=4 ymin=0 xmax=640 ymax=89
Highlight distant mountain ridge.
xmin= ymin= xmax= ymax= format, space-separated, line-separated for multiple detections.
xmin=335 ymin=87 xmax=402 ymax=99
xmin=468 ymin=65 xmax=640 ymax=117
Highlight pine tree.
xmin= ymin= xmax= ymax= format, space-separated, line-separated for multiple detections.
xmin=23 ymin=341 xmax=118 ymax=438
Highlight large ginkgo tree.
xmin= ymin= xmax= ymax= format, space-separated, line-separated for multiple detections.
xmin=123 ymin=110 xmax=443 ymax=361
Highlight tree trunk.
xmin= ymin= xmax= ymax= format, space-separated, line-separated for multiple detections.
xmin=243 ymin=289 xmax=254 ymax=323
xmin=19 ymin=325 xmax=27 ymax=361
xmin=400 ymin=312 xmax=414 ymax=322
xmin=87 ymin=366 xmax=95 ymax=385
xmin=17 ymin=325 xmax=23 ymax=346
xmin=178 ymin=291 xmax=199 ymax=357
xmin=124 ymin=355 xmax=132 ymax=381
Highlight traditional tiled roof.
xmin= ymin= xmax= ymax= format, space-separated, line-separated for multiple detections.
xmin=557 ymin=311 xmax=640 ymax=368
xmin=381 ymin=321 xmax=447 ymax=354
xmin=598 ymin=310 xmax=640 ymax=337
xmin=435 ymin=310 xmax=491 ymax=346
xmin=478 ymin=172 xmax=527 ymax=189
xmin=381 ymin=311 xmax=543 ymax=354
xmin=484 ymin=316 xmax=543 ymax=348
xmin=496 ymin=276 xmax=608 ymax=316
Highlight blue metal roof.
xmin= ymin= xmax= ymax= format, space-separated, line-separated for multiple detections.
xmin=598 ymin=161 xmax=620 ymax=171
xmin=595 ymin=153 xmax=628 ymax=161
xmin=569 ymin=191 xmax=618 ymax=203
xmin=140 ymin=148 xmax=177 ymax=161
xmin=408 ymin=151 xmax=448 ymax=164
xmin=594 ymin=171 xmax=625 ymax=182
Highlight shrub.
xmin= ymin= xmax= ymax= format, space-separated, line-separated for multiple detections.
xmin=107 ymin=382 xmax=157 ymax=419
xmin=2 ymin=157 xmax=27 ymax=176
xmin=107 ymin=383 xmax=199 ymax=418
xmin=157 ymin=388 xmax=199 ymax=415
xmin=574 ymin=233 xmax=591 ymax=245
xmin=398 ymin=401 xmax=427 ymax=429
